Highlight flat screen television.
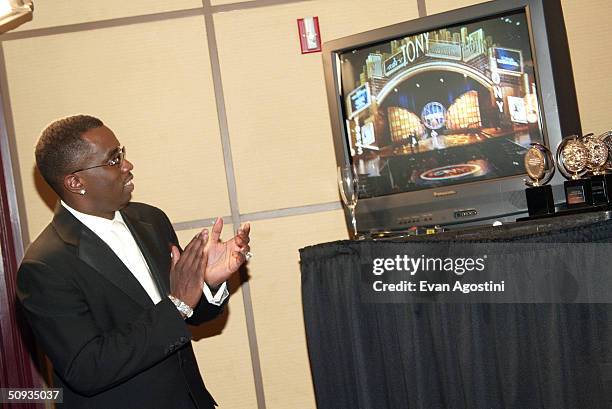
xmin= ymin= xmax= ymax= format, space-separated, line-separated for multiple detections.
xmin=323 ymin=0 xmax=581 ymax=233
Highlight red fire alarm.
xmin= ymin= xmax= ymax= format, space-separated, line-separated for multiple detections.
xmin=297 ymin=17 xmax=321 ymax=54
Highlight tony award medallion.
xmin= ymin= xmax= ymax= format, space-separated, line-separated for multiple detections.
xmin=582 ymin=133 xmax=610 ymax=205
xmin=599 ymin=130 xmax=612 ymax=164
xmin=556 ymin=135 xmax=593 ymax=208
xmin=524 ymin=143 xmax=556 ymax=216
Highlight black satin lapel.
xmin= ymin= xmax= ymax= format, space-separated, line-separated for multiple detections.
xmin=122 ymin=216 xmax=170 ymax=295
xmin=79 ymin=228 xmax=153 ymax=307
xmin=52 ymin=202 xmax=83 ymax=247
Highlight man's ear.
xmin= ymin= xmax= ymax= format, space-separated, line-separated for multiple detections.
xmin=63 ymin=174 xmax=84 ymax=195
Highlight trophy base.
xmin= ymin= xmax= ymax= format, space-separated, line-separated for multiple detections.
xmin=525 ymin=185 xmax=556 ymax=216
xmin=564 ymin=179 xmax=593 ymax=208
xmin=516 ymin=203 xmax=610 ymax=222
xmin=590 ymin=174 xmax=612 ymax=205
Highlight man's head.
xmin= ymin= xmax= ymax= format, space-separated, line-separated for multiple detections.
xmin=36 ymin=115 xmax=134 ymax=219
xmin=35 ymin=115 xmax=101 ymax=193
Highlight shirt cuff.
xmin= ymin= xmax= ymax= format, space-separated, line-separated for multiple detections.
xmin=202 ymin=282 xmax=229 ymax=306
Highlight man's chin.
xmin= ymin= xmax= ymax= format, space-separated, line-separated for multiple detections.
xmin=119 ymin=196 xmax=132 ymax=209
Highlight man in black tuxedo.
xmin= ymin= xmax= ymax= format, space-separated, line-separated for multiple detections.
xmin=17 ymin=115 xmax=251 ymax=409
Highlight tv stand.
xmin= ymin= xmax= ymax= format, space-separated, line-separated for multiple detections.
xmin=301 ymin=210 xmax=612 ymax=408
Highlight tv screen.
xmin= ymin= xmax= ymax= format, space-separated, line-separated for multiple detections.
xmin=323 ymin=0 xmax=581 ymax=232
xmin=339 ymin=10 xmax=541 ymax=198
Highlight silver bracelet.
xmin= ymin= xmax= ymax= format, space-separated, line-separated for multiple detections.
xmin=168 ymin=295 xmax=194 ymax=319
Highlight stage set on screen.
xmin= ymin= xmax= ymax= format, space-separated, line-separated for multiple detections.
xmin=340 ymin=11 xmax=541 ymax=199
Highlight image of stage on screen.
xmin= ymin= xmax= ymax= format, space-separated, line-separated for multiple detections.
xmin=340 ymin=11 xmax=543 ymax=198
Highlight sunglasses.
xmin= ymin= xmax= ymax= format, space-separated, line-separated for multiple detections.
xmin=72 ymin=146 xmax=126 ymax=174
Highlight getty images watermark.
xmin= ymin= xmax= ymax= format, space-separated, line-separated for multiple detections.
xmin=359 ymin=243 xmax=612 ymax=303
xmin=371 ymin=254 xmax=505 ymax=294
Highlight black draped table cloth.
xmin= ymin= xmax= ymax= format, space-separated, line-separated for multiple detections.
xmin=300 ymin=212 xmax=612 ymax=409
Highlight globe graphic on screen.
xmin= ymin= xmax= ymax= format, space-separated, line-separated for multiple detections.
xmin=421 ymin=102 xmax=446 ymax=130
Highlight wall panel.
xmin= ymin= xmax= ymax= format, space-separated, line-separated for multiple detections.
xmin=424 ymin=0 xmax=486 ymax=16
xmin=176 ymin=226 xmax=259 ymax=409
xmin=247 ymin=210 xmax=346 ymax=408
xmin=13 ymin=0 xmax=203 ymax=31
xmin=214 ymin=0 xmax=419 ymax=214
xmin=211 ymin=0 xmax=252 ymax=5
xmin=3 ymin=16 xmax=230 ymax=241
xmin=561 ymin=0 xmax=612 ymax=134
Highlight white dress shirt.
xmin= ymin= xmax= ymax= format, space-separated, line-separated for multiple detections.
xmin=61 ymin=201 xmax=228 ymax=306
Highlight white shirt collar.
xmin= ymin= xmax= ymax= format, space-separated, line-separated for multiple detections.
xmin=61 ymin=200 xmax=126 ymax=235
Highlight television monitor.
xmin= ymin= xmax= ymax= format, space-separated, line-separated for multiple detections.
xmin=323 ymin=0 xmax=581 ymax=233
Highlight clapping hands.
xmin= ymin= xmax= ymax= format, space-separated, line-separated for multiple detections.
xmin=168 ymin=218 xmax=251 ymax=307
xmin=203 ymin=217 xmax=251 ymax=288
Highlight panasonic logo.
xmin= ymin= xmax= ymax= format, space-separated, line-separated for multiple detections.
xmin=433 ymin=190 xmax=457 ymax=197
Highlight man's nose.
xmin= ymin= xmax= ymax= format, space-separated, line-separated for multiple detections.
xmin=122 ymin=158 xmax=134 ymax=172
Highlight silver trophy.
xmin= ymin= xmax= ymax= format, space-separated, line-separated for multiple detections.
xmin=524 ymin=143 xmax=556 ymax=216
xmin=556 ymin=135 xmax=592 ymax=208
xmin=598 ymin=130 xmax=612 ymax=171
xmin=525 ymin=143 xmax=555 ymax=186
xmin=582 ymin=133 xmax=608 ymax=175
xmin=585 ymin=131 xmax=612 ymax=205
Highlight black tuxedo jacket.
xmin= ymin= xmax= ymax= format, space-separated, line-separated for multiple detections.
xmin=17 ymin=202 xmax=225 ymax=409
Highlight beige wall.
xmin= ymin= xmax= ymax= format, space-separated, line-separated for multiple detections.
xmin=4 ymin=16 xmax=230 ymax=237
xmin=3 ymin=0 xmax=612 ymax=408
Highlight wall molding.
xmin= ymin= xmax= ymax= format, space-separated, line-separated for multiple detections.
xmin=0 ymin=0 xmax=314 ymax=41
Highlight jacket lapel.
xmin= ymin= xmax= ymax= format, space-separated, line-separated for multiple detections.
xmin=52 ymin=203 xmax=154 ymax=308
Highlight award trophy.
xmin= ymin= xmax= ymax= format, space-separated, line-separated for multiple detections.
xmin=524 ymin=143 xmax=556 ymax=216
xmin=556 ymin=135 xmax=593 ymax=208
xmin=582 ymin=133 xmax=610 ymax=205
xmin=598 ymin=130 xmax=612 ymax=159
